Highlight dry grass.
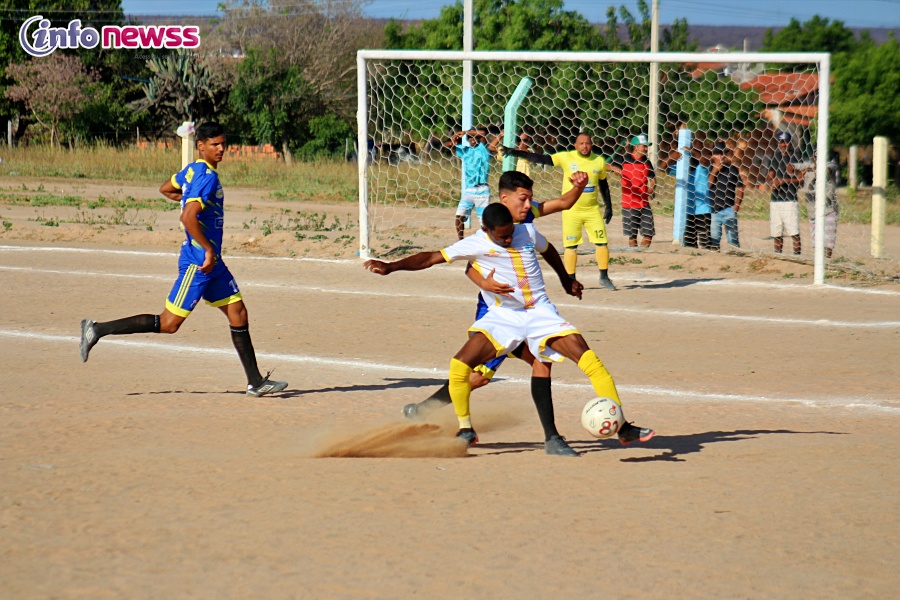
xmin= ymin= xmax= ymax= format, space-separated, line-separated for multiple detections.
xmin=0 ymin=145 xmax=358 ymax=205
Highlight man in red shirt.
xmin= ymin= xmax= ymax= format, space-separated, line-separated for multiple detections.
xmin=617 ymin=134 xmax=657 ymax=247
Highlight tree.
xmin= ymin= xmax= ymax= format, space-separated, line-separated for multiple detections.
xmin=762 ymin=16 xmax=899 ymax=145
xmin=830 ymin=36 xmax=900 ymax=144
xmin=385 ymin=0 xmax=606 ymax=51
xmin=131 ymin=50 xmax=225 ymax=135
xmin=5 ymin=54 xmax=97 ymax=146
xmin=0 ymin=1 xmax=128 ymax=140
xmin=211 ymin=0 xmax=372 ymax=154
xmin=229 ymin=48 xmax=320 ymax=163
xmin=761 ymin=16 xmax=857 ymax=55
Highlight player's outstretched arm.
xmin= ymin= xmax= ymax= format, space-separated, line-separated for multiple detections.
xmin=540 ymin=242 xmax=583 ymax=300
xmin=500 ymin=146 xmax=554 ymax=166
xmin=537 ymin=171 xmax=588 ymax=216
xmin=364 ymin=251 xmax=446 ymax=275
xmin=465 ymin=263 xmax=514 ymax=296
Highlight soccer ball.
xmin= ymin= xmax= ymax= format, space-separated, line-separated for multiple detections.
xmin=581 ymin=397 xmax=624 ymax=439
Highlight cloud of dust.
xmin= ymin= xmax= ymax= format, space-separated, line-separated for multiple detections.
xmin=303 ymin=396 xmax=530 ymax=458
xmin=308 ymin=420 xmax=469 ymax=458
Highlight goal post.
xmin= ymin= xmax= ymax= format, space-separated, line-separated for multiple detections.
xmin=502 ymin=76 xmax=533 ymax=172
xmin=357 ymin=49 xmax=893 ymax=284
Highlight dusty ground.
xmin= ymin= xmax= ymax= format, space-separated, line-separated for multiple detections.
xmin=1 ymin=177 xmax=899 ymax=598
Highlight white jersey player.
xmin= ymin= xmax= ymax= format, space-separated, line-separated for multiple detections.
xmin=364 ymin=202 xmax=654 ymax=450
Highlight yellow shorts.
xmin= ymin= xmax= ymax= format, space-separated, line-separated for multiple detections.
xmin=562 ymin=205 xmax=608 ymax=247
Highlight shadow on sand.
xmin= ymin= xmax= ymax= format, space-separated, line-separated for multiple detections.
xmin=477 ymin=429 xmax=846 ymax=460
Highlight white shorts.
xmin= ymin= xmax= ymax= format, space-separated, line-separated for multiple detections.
xmin=468 ymin=300 xmax=580 ymax=363
xmin=456 ymin=184 xmax=491 ymax=222
xmin=770 ymin=201 xmax=800 ymax=237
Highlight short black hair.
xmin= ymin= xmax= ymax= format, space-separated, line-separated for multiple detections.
xmin=482 ymin=203 xmax=514 ymax=230
xmin=195 ymin=122 xmax=225 ymax=142
xmin=498 ymin=170 xmax=534 ymax=194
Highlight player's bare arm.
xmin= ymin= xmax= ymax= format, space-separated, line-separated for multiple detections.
xmin=180 ymin=201 xmax=216 ymax=273
xmin=541 ymin=242 xmax=583 ymax=300
xmin=159 ymin=178 xmax=182 ymax=202
xmin=364 ymin=251 xmax=446 ymax=275
xmin=537 ymin=171 xmax=589 ymax=215
xmin=466 ymin=263 xmax=514 ymax=296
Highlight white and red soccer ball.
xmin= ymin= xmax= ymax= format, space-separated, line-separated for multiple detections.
xmin=580 ymin=397 xmax=624 ymax=439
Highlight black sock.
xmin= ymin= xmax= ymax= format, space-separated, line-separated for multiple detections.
xmin=422 ymin=380 xmax=452 ymax=406
xmin=230 ymin=325 xmax=263 ymax=387
xmin=531 ymin=376 xmax=560 ymax=441
xmin=95 ymin=314 xmax=159 ymax=337
xmin=600 ymin=269 xmax=610 ymax=280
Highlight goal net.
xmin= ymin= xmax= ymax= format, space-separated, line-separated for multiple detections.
xmin=357 ymin=50 xmax=897 ymax=284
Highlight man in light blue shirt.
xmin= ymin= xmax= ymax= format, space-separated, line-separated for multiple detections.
xmin=452 ymin=127 xmax=494 ymax=239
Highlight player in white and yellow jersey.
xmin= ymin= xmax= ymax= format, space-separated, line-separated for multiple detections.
xmin=503 ymin=132 xmax=617 ymax=291
xmin=364 ymin=203 xmax=655 ymax=451
xmin=403 ymin=170 xmax=589 ymax=456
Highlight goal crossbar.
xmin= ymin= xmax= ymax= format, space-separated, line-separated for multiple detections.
xmin=357 ymin=50 xmax=831 ymax=284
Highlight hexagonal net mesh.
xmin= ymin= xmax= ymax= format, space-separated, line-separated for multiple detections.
xmin=359 ymin=52 xmax=897 ymax=283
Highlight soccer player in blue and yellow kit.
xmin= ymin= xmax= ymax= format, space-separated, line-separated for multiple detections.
xmin=79 ymin=122 xmax=287 ymax=397
xmin=503 ymin=132 xmax=617 ymax=291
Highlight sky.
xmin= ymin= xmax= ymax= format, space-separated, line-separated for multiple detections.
xmin=119 ymin=0 xmax=900 ymax=29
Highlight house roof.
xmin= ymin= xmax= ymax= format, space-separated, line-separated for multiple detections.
xmin=687 ymin=62 xmax=730 ymax=78
xmin=741 ymin=73 xmax=819 ymax=105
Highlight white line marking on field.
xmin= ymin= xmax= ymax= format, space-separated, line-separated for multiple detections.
xmin=3 ymin=329 xmax=898 ymax=414
xmin=0 ymin=245 xmax=348 ymax=263
xmin=3 ymin=244 xmax=898 ymax=296
xmin=2 ymin=263 xmax=898 ymax=329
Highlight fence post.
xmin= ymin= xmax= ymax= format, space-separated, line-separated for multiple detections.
xmin=848 ymin=145 xmax=858 ymax=189
xmin=871 ymin=136 xmax=888 ymax=258
xmin=181 ymin=121 xmax=195 ymax=169
xmin=7 ymin=120 xmax=12 ymax=148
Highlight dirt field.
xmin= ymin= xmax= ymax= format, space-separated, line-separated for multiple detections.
xmin=1 ymin=179 xmax=899 ymax=598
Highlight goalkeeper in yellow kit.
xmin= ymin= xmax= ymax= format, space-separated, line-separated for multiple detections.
xmin=503 ymin=132 xmax=617 ymax=291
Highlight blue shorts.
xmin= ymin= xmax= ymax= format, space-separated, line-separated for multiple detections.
xmin=165 ymin=252 xmax=242 ymax=317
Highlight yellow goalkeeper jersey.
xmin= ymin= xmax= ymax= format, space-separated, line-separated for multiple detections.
xmin=551 ymin=150 xmax=608 ymax=208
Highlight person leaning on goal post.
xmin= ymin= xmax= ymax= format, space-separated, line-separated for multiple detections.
xmin=501 ymin=131 xmax=617 ymax=291
xmin=79 ymin=121 xmax=288 ymax=398
xmin=364 ymin=201 xmax=655 ymax=453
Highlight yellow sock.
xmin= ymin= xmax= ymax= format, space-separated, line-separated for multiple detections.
xmin=449 ymin=358 xmax=474 ymax=428
xmin=577 ymin=350 xmax=621 ymax=405
xmin=563 ymin=248 xmax=578 ymax=276
xmin=595 ymin=245 xmax=610 ymax=269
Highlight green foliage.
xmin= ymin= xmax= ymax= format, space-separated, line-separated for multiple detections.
xmin=0 ymin=1 xmax=134 ymax=143
xmin=761 ymin=16 xmax=857 ymax=54
xmin=762 ymin=16 xmax=899 ymax=145
xmin=831 ymin=37 xmax=900 ymax=144
xmin=665 ymin=71 xmax=763 ymax=139
xmin=385 ymin=0 xmax=694 ymax=52
xmin=132 ymin=50 xmax=223 ymax=132
xmin=604 ymin=0 xmax=694 ymax=51
xmin=229 ymin=48 xmax=321 ymax=151
xmin=297 ymin=114 xmax=354 ymax=160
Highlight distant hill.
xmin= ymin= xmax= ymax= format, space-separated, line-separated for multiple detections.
xmin=686 ymin=25 xmax=896 ymax=51
xmin=128 ymin=15 xmax=896 ymax=51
